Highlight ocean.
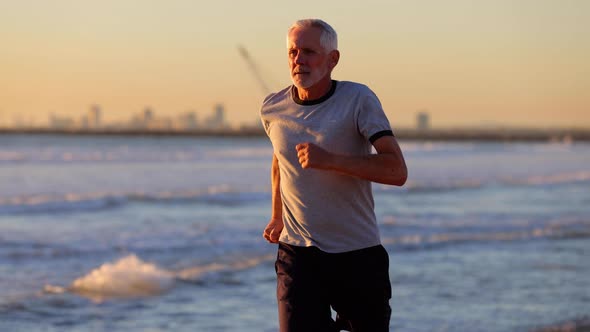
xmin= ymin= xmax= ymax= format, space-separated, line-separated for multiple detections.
xmin=0 ymin=134 xmax=588 ymax=332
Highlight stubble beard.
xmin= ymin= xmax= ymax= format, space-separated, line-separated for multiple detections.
xmin=291 ymin=66 xmax=329 ymax=90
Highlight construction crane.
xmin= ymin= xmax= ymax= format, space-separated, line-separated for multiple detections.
xmin=237 ymin=45 xmax=275 ymax=96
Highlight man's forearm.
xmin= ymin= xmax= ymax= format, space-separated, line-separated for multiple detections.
xmin=271 ymin=154 xmax=283 ymax=219
xmin=325 ymin=152 xmax=407 ymax=186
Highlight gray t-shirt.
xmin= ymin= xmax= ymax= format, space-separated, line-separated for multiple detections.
xmin=260 ymin=80 xmax=393 ymax=253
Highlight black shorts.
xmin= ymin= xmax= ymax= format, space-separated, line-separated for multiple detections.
xmin=275 ymin=242 xmax=392 ymax=332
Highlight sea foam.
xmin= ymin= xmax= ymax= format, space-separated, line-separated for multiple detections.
xmin=45 ymin=253 xmax=274 ymax=302
xmin=69 ymin=254 xmax=175 ymax=302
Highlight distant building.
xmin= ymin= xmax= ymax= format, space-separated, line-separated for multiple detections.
xmin=205 ymin=103 xmax=227 ymax=129
xmin=81 ymin=104 xmax=102 ymax=129
xmin=146 ymin=117 xmax=173 ymax=130
xmin=177 ymin=111 xmax=199 ymax=130
xmin=417 ymin=111 xmax=430 ymax=131
xmin=50 ymin=113 xmax=75 ymax=129
xmin=88 ymin=104 xmax=102 ymax=129
xmin=128 ymin=107 xmax=179 ymax=130
xmin=143 ymin=107 xmax=154 ymax=125
xmin=13 ymin=114 xmax=33 ymax=129
xmin=130 ymin=107 xmax=156 ymax=129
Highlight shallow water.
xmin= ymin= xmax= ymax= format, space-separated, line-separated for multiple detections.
xmin=0 ymin=135 xmax=588 ymax=331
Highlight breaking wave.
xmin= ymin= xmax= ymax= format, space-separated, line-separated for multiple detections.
xmin=62 ymin=254 xmax=175 ymax=301
xmin=43 ymin=253 xmax=273 ymax=302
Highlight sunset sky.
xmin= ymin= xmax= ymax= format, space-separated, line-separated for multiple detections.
xmin=1 ymin=0 xmax=588 ymax=129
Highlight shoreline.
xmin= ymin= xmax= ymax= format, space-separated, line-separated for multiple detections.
xmin=1 ymin=127 xmax=589 ymax=142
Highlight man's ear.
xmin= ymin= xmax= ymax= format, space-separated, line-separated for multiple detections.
xmin=329 ymin=50 xmax=340 ymax=70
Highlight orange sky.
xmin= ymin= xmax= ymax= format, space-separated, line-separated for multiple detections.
xmin=1 ymin=0 xmax=588 ymax=128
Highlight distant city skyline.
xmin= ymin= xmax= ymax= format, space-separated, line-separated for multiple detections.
xmin=0 ymin=104 xmax=233 ymax=128
xmin=9 ymin=103 xmax=237 ymax=131
xmin=1 ymin=1 xmax=588 ymax=129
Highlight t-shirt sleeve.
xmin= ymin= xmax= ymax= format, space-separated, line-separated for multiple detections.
xmin=357 ymin=88 xmax=394 ymax=144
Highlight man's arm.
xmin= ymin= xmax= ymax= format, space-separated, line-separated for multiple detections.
xmin=295 ymin=135 xmax=407 ymax=186
xmin=263 ymin=154 xmax=284 ymax=243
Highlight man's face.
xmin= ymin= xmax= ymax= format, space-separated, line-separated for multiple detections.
xmin=287 ymin=27 xmax=334 ymax=90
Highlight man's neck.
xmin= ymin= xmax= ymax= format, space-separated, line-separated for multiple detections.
xmin=296 ymin=77 xmax=333 ymax=101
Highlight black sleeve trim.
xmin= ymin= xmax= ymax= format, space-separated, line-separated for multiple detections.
xmin=369 ymin=130 xmax=394 ymax=144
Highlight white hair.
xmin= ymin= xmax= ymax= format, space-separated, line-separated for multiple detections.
xmin=287 ymin=19 xmax=338 ymax=52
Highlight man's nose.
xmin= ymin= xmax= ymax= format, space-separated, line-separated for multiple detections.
xmin=293 ymin=52 xmax=306 ymax=65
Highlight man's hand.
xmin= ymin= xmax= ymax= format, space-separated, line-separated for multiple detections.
xmin=263 ymin=218 xmax=284 ymax=243
xmin=295 ymin=143 xmax=333 ymax=169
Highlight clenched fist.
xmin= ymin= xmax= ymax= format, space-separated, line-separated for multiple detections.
xmin=263 ymin=218 xmax=284 ymax=243
xmin=295 ymin=142 xmax=332 ymax=169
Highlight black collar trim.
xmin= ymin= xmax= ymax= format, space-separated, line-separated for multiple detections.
xmin=291 ymin=80 xmax=338 ymax=105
